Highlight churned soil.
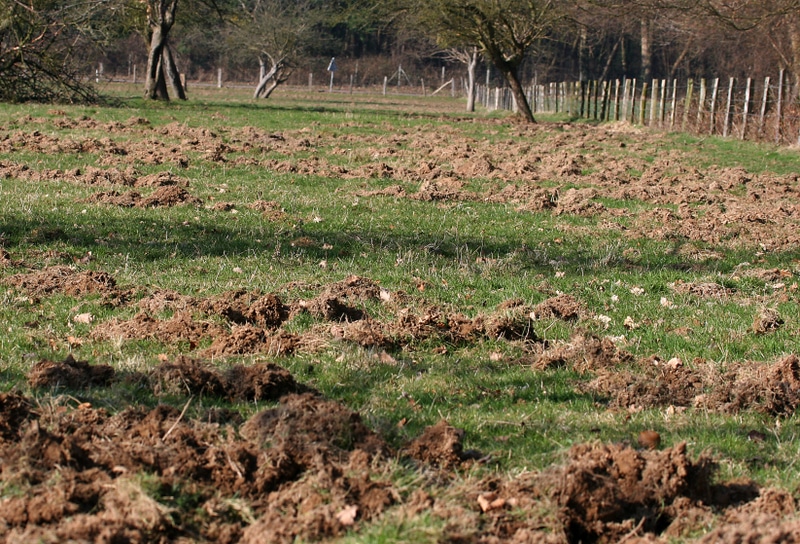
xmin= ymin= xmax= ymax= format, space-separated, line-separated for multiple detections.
xmin=3 ymin=112 xmax=800 ymax=542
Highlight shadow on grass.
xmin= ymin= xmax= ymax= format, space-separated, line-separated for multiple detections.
xmin=0 ymin=207 xmax=766 ymax=277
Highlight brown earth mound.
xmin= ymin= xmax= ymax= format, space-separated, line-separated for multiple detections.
xmin=149 ymin=356 xmax=228 ymax=397
xmin=224 ymin=362 xmax=302 ymax=401
xmin=4 ymin=266 xmax=128 ymax=304
xmin=534 ymin=331 xmax=635 ymax=371
xmin=537 ymin=441 xmax=755 ymax=543
xmin=0 ymin=389 xmax=397 ymax=544
xmin=27 ymin=354 xmax=115 ymax=389
xmin=404 ymin=419 xmax=469 ymax=469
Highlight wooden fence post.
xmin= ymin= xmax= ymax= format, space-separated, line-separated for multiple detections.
xmin=639 ymin=81 xmax=648 ymax=125
xmin=669 ymin=79 xmax=678 ymax=130
xmin=600 ymin=81 xmax=609 ymax=120
xmin=594 ymin=80 xmax=601 ymax=120
xmin=741 ymin=77 xmax=752 ymax=139
xmin=758 ymin=76 xmax=770 ymax=137
xmin=629 ymin=78 xmax=637 ymax=122
xmin=621 ymin=79 xmax=629 ymax=121
xmin=614 ymin=79 xmax=621 ymax=121
xmin=709 ymin=78 xmax=720 ymax=134
xmin=723 ymin=77 xmax=735 ymax=138
xmin=776 ymin=69 xmax=784 ymax=144
xmin=659 ymin=79 xmax=667 ymax=127
xmin=579 ymin=80 xmax=586 ymax=118
xmin=696 ymin=79 xmax=707 ymax=127
xmin=649 ymin=79 xmax=658 ymax=126
xmin=682 ymin=79 xmax=693 ymax=131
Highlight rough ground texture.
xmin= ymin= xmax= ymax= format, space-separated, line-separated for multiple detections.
xmin=2 ymin=112 xmax=800 ymax=542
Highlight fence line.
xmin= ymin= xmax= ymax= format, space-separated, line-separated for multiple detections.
xmin=477 ymin=71 xmax=800 ymax=146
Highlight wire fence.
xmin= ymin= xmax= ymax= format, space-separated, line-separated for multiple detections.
xmin=98 ymin=59 xmax=800 ymax=147
xmin=478 ymin=71 xmax=800 ymax=146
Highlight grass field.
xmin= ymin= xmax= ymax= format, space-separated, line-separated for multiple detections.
xmin=2 ymin=84 xmax=800 ymax=542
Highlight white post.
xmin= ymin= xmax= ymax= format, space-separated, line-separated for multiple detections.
xmin=776 ymin=69 xmax=784 ymax=144
xmin=669 ymin=78 xmax=678 ymax=130
xmin=621 ymin=79 xmax=629 ymax=121
xmin=758 ymin=76 xmax=770 ymax=137
xmin=650 ymin=79 xmax=658 ymax=126
xmin=383 ymin=76 xmax=387 ymax=96
xmin=132 ymin=64 xmax=137 ymax=84
xmin=709 ymin=78 xmax=720 ymax=134
xmin=723 ymin=77 xmax=735 ymax=137
xmin=308 ymin=72 xmax=313 ymax=90
xmin=217 ymin=68 xmax=222 ymax=88
xmin=329 ymin=70 xmax=334 ymax=92
xmin=696 ymin=78 xmax=707 ymax=126
xmin=741 ymin=77 xmax=752 ymax=139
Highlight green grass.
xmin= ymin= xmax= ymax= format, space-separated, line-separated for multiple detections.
xmin=3 ymin=84 xmax=800 ymax=539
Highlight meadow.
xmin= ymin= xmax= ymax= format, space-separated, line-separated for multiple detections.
xmin=1 ymin=84 xmax=800 ymax=542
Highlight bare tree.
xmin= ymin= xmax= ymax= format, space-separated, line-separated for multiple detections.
xmin=0 ymin=0 xmax=108 ymax=103
xmin=412 ymin=0 xmax=569 ymax=123
xmin=439 ymin=46 xmax=480 ymax=111
xmin=228 ymin=0 xmax=321 ymax=99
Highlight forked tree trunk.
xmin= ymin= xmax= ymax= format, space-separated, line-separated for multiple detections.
xmin=254 ymin=62 xmax=278 ymax=98
xmin=254 ymin=59 xmax=287 ymax=99
xmin=144 ymin=0 xmax=183 ymax=101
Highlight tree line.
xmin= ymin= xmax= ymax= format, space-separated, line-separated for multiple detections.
xmin=3 ymin=0 xmax=800 ymax=123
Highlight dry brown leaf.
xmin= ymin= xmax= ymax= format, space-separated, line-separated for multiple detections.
xmin=336 ymin=505 xmax=358 ymax=526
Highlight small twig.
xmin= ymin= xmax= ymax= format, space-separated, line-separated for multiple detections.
xmin=617 ymin=517 xmax=647 ymax=543
xmin=162 ymin=396 xmax=193 ymax=442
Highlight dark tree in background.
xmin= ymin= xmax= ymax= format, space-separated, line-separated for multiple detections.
xmin=0 ymin=0 xmax=104 ymax=103
xmin=411 ymin=0 xmax=568 ymax=123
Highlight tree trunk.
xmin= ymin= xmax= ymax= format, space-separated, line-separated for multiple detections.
xmin=466 ymin=47 xmax=478 ymax=112
xmin=640 ymin=18 xmax=652 ymax=82
xmin=261 ymin=79 xmax=280 ymax=98
xmin=499 ymin=64 xmax=535 ymax=123
xmin=144 ymin=27 xmax=168 ymax=99
xmin=254 ymin=63 xmax=279 ymax=98
xmin=578 ymin=26 xmax=588 ymax=82
xmin=163 ymin=43 xmax=186 ymax=100
xmin=143 ymin=0 xmax=179 ymax=101
xmin=599 ymin=36 xmax=621 ymax=83
xmin=254 ymin=59 xmax=287 ymax=99
xmin=788 ymin=13 xmax=800 ymax=100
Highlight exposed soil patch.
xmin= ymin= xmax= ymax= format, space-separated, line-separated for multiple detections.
xmin=27 ymin=354 xmax=115 ymax=389
xmin=6 ymin=113 xmax=800 ymax=543
xmin=86 ymin=186 xmax=203 ymax=208
xmin=533 ymin=331 xmax=635 ymax=371
xmin=4 ymin=265 xmax=129 ymax=304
